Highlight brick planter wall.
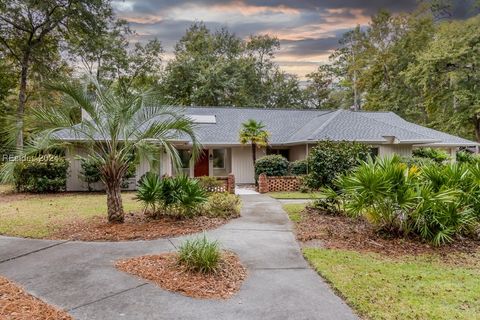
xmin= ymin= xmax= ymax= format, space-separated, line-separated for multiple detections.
xmin=202 ymin=174 xmax=235 ymax=194
xmin=258 ymin=174 xmax=301 ymax=193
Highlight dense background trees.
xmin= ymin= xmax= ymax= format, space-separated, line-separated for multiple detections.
xmin=0 ymin=0 xmax=480 ymax=155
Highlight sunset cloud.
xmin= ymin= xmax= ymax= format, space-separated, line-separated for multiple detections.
xmin=111 ymin=0 xmax=421 ymax=78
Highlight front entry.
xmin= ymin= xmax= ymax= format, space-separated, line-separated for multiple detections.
xmin=194 ymin=149 xmax=209 ymax=177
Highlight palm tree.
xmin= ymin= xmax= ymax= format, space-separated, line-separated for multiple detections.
xmin=239 ymin=119 xmax=269 ymax=168
xmin=2 ymin=80 xmax=200 ymax=223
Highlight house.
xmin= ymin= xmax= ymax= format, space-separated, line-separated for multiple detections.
xmin=57 ymin=107 xmax=478 ymax=191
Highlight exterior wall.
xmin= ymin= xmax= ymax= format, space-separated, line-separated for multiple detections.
xmin=231 ymin=146 xmax=266 ymax=184
xmin=378 ymin=144 xmax=413 ymax=157
xmin=289 ymin=144 xmax=308 ymax=161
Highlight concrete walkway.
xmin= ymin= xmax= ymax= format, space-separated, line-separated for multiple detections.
xmin=0 ymin=194 xmax=357 ymax=320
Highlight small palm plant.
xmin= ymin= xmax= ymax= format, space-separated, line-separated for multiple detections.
xmin=1 ymin=80 xmax=200 ymax=223
xmin=239 ymin=119 xmax=269 ymax=169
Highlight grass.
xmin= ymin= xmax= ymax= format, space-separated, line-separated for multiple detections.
xmin=282 ymin=203 xmax=305 ymax=222
xmin=268 ymin=191 xmax=322 ymax=199
xmin=303 ymin=248 xmax=480 ymax=320
xmin=178 ymin=235 xmax=221 ymax=273
xmin=0 ymin=192 xmax=141 ymax=238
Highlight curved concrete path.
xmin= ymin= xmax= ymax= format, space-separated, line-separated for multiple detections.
xmin=0 ymin=194 xmax=357 ymax=320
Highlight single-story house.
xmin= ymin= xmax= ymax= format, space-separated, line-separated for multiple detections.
xmin=57 ymin=107 xmax=478 ymax=191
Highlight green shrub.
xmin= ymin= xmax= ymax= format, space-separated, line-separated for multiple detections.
xmin=333 ymin=156 xmax=479 ymax=245
xmin=400 ymin=156 xmax=435 ymax=168
xmin=456 ymin=150 xmax=480 ymax=164
xmin=136 ymin=174 xmax=207 ymax=218
xmin=312 ymin=187 xmax=343 ymax=215
xmin=255 ymin=155 xmax=289 ymax=177
xmin=136 ymin=172 xmax=162 ymax=214
xmin=178 ymin=235 xmax=221 ymax=273
xmin=13 ymin=155 xmax=69 ymax=193
xmin=289 ymin=160 xmax=308 ymax=175
xmin=305 ymin=141 xmax=370 ymax=189
xmin=79 ymin=158 xmax=102 ymax=191
xmin=412 ymin=148 xmax=450 ymax=163
xmin=79 ymin=157 xmax=136 ymax=190
xmin=197 ymin=176 xmax=224 ymax=192
xmin=201 ymin=193 xmax=241 ymax=218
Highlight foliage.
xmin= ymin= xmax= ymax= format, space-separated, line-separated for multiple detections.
xmin=178 ymin=235 xmax=221 ymax=274
xmin=79 ymin=158 xmax=103 ymax=191
xmin=135 ymin=172 xmax=162 ymax=214
xmin=312 ymin=187 xmax=343 ymax=215
xmin=456 ymin=151 xmax=480 ymax=164
xmin=305 ymin=141 xmax=370 ymax=189
xmin=136 ymin=174 xmax=207 ymax=218
xmin=3 ymin=80 xmax=199 ymax=223
xmin=289 ymin=160 xmax=308 ymax=175
xmin=255 ymin=155 xmax=289 ymax=177
xmin=332 ymin=156 xmax=480 ymax=245
xmin=412 ymin=148 xmax=449 ymax=163
xmin=13 ymin=155 xmax=69 ymax=193
xmin=239 ymin=119 xmax=269 ymax=149
xmin=0 ymin=0 xmax=113 ymax=148
xmin=196 ymin=176 xmax=224 ymax=193
xmin=160 ymin=22 xmax=304 ymax=108
xmin=304 ymin=248 xmax=480 ymax=320
xmin=80 ymin=157 xmax=136 ymax=191
xmin=199 ymin=193 xmax=241 ymax=218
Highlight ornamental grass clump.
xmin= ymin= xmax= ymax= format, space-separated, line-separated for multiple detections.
xmin=178 ymin=235 xmax=221 ymax=273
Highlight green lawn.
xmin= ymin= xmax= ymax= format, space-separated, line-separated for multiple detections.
xmin=268 ymin=191 xmax=321 ymax=199
xmin=0 ymin=192 xmax=141 ymax=238
xmin=282 ymin=203 xmax=304 ymax=222
xmin=304 ymin=248 xmax=480 ymax=320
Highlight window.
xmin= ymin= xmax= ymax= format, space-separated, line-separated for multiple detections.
xmin=212 ymin=149 xmax=226 ymax=169
xmin=178 ymin=149 xmax=191 ymax=168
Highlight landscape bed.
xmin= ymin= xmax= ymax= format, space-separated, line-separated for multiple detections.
xmin=116 ymin=251 xmax=246 ymax=299
xmin=0 ymin=276 xmax=72 ymax=320
xmin=0 ymin=191 xmax=239 ymax=241
xmin=284 ymin=203 xmax=480 ymax=319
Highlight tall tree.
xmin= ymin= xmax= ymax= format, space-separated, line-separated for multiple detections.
xmin=304 ymin=65 xmax=334 ymax=109
xmin=16 ymin=81 xmax=199 ymax=222
xmin=405 ymin=15 xmax=480 ymax=141
xmin=239 ymin=119 xmax=269 ymax=169
xmin=161 ymin=22 xmax=302 ymax=108
xmin=0 ymin=0 xmax=112 ymax=149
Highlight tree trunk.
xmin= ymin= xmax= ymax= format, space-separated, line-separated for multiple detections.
xmin=106 ymin=181 xmax=124 ymax=223
xmin=16 ymin=51 xmax=30 ymax=150
xmin=251 ymin=143 xmax=257 ymax=166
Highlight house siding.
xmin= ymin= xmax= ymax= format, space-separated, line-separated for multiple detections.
xmin=378 ymin=144 xmax=413 ymax=157
xmin=231 ymin=146 xmax=266 ymax=184
xmin=289 ymin=144 xmax=308 ymax=161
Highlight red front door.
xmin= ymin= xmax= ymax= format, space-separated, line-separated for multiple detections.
xmin=194 ymin=150 xmax=209 ymax=177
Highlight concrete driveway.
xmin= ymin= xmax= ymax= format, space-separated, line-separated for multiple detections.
xmin=0 ymin=194 xmax=357 ymax=320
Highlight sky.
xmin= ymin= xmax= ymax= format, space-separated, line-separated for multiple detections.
xmin=111 ymin=0 xmax=471 ymax=79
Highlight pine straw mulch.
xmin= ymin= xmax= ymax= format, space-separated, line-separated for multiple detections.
xmin=295 ymin=206 xmax=480 ymax=263
xmin=0 ymin=276 xmax=72 ymax=320
xmin=50 ymin=213 xmax=235 ymax=241
xmin=116 ymin=252 xmax=247 ymax=299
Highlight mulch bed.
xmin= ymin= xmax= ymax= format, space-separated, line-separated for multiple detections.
xmin=295 ymin=206 xmax=480 ymax=260
xmin=0 ymin=276 xmax=72 ymax=320
xmin=50 ymin=213 xmax=234 ymax=241
xmin=116 ymin=252 xmax=247 ymax=299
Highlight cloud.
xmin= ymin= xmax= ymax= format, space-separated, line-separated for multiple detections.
xmin=110 ymin=0 xmax=431 ymax=78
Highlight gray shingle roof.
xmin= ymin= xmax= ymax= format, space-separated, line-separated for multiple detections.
xmin=55 ymin=107 xmax=478 ymax=146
